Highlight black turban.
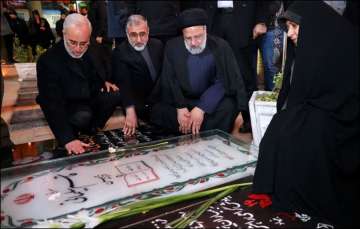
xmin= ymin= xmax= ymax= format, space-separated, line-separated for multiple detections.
xmin=178 ymin=8 xmax=208 ymax=30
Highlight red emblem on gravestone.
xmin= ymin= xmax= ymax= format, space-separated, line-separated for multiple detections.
xmin=14 ymin=193 xmax=34 ymax=205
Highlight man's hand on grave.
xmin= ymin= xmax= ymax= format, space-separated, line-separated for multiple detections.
xmin=65 ymin=139 xmax=90 ymax=155
xmin=177 ymin=108 xmax=191 ymax=134
xmin=190 ymin=107 xmax=204 ymax=135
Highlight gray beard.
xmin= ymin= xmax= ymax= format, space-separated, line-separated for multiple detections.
xmin=184 ymin=35 xmax=207 ymax=55
xmin=64 ymin=39 xmax=87 ymax=59
xmin=130 ymin=42 xmax=147 ymax=51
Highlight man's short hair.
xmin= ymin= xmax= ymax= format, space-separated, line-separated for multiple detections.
xmin=63 ymin=13 xmax=92 ymax=34
xmin=126 ymin=14 xmax=148 ymax=31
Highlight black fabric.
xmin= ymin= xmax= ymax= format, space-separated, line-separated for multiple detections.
xmin=55 ymin=18 xmax=64 ymax=38
xmin=2 ymin=34 xmax=15 ymax=62
xmin=127 ymin=1 xmax=180 ymax=38
xmin=111 ymin=38 xmax=164 ymax=109
xmin=178 ymin=8 xmax=208 ymax=30
xmin=36 ymin=41 xmax=121 ymax=146
xmin=5 ymin=11 xmax=30 ymax=46
xmin=253 ymin=1 xmax=359 ymax=227
xmin=198 ymin=1 xmax=267 ymax=101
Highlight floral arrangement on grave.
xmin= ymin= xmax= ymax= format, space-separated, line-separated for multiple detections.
xmin=256 ymin=71 xmax=283 ymax=102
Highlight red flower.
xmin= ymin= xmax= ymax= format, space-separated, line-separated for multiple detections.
xmin=95 ymin=208 xmax=104 ymax=214
xmin=244 ymin=193 xmax=272 ymax=208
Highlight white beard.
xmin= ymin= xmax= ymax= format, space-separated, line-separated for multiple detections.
xmin=64 ymin=39 xmax=87 ymax=59
xmin=129 ymin=41 xmax=147 ymax=51
xmin=184 ymin=34 xmax=207 ymax=55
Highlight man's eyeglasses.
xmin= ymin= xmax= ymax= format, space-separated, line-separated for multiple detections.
xmin=65 ymin=38 xmax=89 ymax=49
xmin=128 ymin=32 xmax=148 ymax=40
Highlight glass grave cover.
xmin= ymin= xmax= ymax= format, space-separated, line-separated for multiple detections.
xmin=1 ymin=130 xmax=258 ymax=228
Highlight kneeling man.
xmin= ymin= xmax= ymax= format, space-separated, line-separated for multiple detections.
xmin=151 ymin=8 xmax=248 ymax=135
xmin=37 ymin=14 xmax=121 ymax=155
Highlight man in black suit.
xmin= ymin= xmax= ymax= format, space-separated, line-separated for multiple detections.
xmin=111 ymin=15 xmax=164 ymax=136
xmin=36 ymin=13 xmax=121 ymax=155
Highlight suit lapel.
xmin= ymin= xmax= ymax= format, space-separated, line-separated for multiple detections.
xmin=127 ymin=42 xmax=151 ymax=78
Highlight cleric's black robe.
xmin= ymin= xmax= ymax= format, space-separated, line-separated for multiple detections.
xmin=253 ymin=2 xmax=359 ymax=227
xmin=151 ymin=35 xmax=248 ymax=133
xmin=157 ymin=34 xmax=248 ymax=113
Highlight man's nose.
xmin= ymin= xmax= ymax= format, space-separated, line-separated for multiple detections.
xmin=136 ymin=35 xmax=143 ymax=43
xmin=74 ymin=45 xmax=82 ymax=52
xmin=191 ymin=39 xmax=198 ymax=47
xmin=287 ymin=29 xmax=293 ymax=37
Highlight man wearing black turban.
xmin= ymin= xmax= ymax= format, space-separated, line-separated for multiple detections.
xmin=151 ymin=8 xmax=248 ymax=135
xmin=253 ymin=2 xmax=359 ymax=227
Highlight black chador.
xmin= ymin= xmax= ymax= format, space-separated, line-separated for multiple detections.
xmin=253 ymin=2 xmax=359 ymax=227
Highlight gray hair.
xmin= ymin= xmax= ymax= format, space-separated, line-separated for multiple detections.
xmin=63 ymin=13 xmax=92 ymax=34
xmin=126 ymin=14 xmax=148 ymax=31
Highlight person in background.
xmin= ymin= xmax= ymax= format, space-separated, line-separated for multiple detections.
xmin=36 ymin=14 xmax=122 ymax=155
xmin=79 ymin=4 xmax=88 ymax=17
xmin=87 ymin=0 xmax=112 ymax=77
xmin=151 ymin=8 xmax=248 ymax=135
xmin=5 ymin=7 xmax=30 ymax=48
xmin=106 ymin=1 xmax=130 ymax=47
xmin=259 ymin=1 xmax=285 ymax=91
xmin=252 ymin=2 xmax=359 ymax=227
xmin=55 ymin=9 xmax=68 ymax=39
xmin=1 ymin=2 xmax=16 ymax=64
xmin=127 ymin=1 xmax=181 ymax=45
xmin=112 ymin=15 xmax=164 ymax=136
xmin=28 ymin=10 xmax=55 ymax=58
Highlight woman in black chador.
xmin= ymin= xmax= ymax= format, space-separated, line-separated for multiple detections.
xmin=252 ymin=1 xmax=359 ymax=227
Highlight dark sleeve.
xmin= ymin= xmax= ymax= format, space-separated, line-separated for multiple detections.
xmin=43 ymin=19 xmax=55 ymax=41
xmin=197 ymin=79 xmax=225 ymax=114
xmin=36 ymin=56 xmax=75 ymax=146
xmin=55 ymin=20 xmax=62 ymax=37
xmin=111 ymin=49 xmax=135 ymax=108
xmin=161 ymin=46 xmax=187 ymax=108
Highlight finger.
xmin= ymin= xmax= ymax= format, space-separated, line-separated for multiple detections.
xmin=81 ymin=142 xmax=90 ymax=147
xmin=192 ymin=122 xmax=196 ymax=135
xmin=195 ymin=124 xmax=200 ymax=135
xmin=123 ymin=125 xmax=128 ymax=134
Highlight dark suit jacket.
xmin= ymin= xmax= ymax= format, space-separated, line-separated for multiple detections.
xmin=36 ymin=41 xmax=106 ymax=145
xmin=200 ymin=1 xmax=267 ymax=47
xmin=111 ymin=38 xmax=164 ymax=108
